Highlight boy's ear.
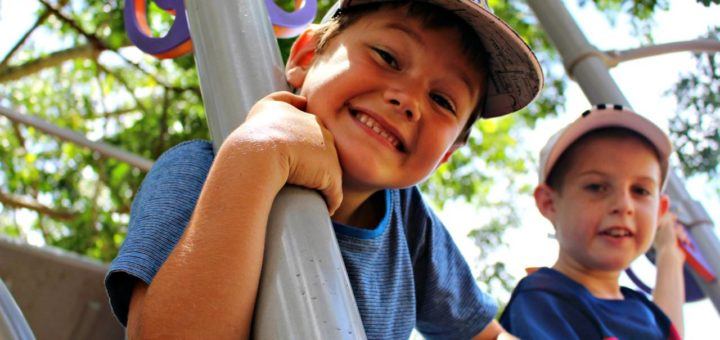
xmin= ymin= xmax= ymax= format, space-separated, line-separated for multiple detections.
xmin=658 ymin=194 xmax=670 ymax=218
xmin=534 ymin=184 xmax=557 ymax=221
xmin=286 ymin=26 xmax=321 ymax=89
xmin=439 ymin=143 xmax=463 ymax=164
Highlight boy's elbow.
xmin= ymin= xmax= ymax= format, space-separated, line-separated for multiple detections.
xmin=126 ymin=281 xmax=252 ymax=339
xmin=126 ymin=282 xmax=190 ymax=339
xmin=126 ymin=282 xmax=147 ymax=339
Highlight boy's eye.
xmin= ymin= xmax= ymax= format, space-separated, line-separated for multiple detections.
xmin=584 ymin=183 xmax=606 ymax=193
xmin=632 ymin=186 xmax=652 ymax=196
xmin=430 ymin=93 xmax=456 ymax=114
xmin=373 ymin=47 xmax=399 ymax=69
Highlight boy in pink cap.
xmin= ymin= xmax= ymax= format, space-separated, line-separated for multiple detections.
xmin=106 ymin=0 xmax=542 ymax=338
xmin=500 ymin=104 xmax=686 ymax=339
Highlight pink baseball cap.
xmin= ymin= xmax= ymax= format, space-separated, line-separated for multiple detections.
xmin=538 ymin=104 xmax=672 ymax=188
xmin=323 ymin=0 xmax=544 ymax=118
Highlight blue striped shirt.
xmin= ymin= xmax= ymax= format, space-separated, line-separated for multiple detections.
xmin=105 ymin=140 xmax=497 ymax=339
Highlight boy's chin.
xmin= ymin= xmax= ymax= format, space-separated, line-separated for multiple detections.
xmin=591 ymin=257 xmax=637 ymax=273
xmin=341 ymin=170 xmax=417 ymax=195
xmin=338 ymin=158 xmax=421 ymax=191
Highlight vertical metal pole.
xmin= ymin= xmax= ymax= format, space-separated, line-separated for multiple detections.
xmin=183 ymin=0 xmax=365 ymax=338
xmin=184 ymin=0 xmax=285 ymax=145
xmin=0 ymin=279 xmax=35 ymax=340
xmin=528 ymin=0 xmax=720 ymax=312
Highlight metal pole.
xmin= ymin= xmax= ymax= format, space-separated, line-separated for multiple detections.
xmin=0 ymin=106 xmax=153 ymax=171
xmin=182 ymin=0 xmax=365 ymax=338
xmin=605 ymin=39 xmax=720 ymax=66
xmin=528 ymin=0 xmax=720 ymax=312
xmin=0 ymin=279 xmax=35 ymax=340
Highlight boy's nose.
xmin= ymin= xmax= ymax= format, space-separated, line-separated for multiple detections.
xmin=389 ymin=98 xmax=417 ymax=121
xmin=385 ymin=89 xmax=420 ymax=123
xmin=610 ymin=191 xmax=634 ymax=216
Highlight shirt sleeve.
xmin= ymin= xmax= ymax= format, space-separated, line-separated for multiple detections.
xmin=500 ymin=289 xmax=588 ymax=340
xmin=403 ymin=188 xmax=498 ymax=339
xmin=104 ymin=140 xmax=214 ymax=326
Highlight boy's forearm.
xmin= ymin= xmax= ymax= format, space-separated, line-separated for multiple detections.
xmin=132 ymin=139 xmax=287 ymax=339
xmin=653 ymin=247 xmax=685 ymax=337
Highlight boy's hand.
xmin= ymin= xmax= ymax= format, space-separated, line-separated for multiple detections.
xmin=654 ymin=211 xmax=687 ymax=263
xmin=234 ymin=91 xmax=343 ymax=214
xmin=653 ymin=210 xmax=687 ymax=337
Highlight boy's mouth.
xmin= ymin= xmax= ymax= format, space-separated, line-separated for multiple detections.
xmin=598 ymin=227 xmax=634 ymax=238
xmin=351 ymin=109 xmax=407 ymax=152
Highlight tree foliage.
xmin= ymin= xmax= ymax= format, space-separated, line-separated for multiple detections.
xmin=0 ymin=0 xmax=207 ymax=261
xmin=669 ymin=27 xmax=720 ymax=180
xmin=0 ymin=0 xmax=715 ymax=297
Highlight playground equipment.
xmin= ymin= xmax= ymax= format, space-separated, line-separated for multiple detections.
xmin=182 ymin=1 xmax=365 ymax=336
xmin=1 ymin=0 xmax=718 ymax=338
xmin=0 ymin=278 xmax=34 ymax=340
xmin=144 ymin=0 xmax=365 ymax=338
xmin=0 ymin=235 xmax=124 ymax=339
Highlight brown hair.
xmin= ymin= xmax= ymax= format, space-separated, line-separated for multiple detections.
xmin=315 ymin=1 xmax=490 ymax=144
xmin=546 ymin=127 xmax=664 ymax=191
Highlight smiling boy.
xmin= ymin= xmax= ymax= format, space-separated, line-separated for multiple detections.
xmin=289 ymin=6 xmax=486 ymax=223
xmin=500 ymin=105 xmax=685 ymax=339
xmin=105 ymin=1 xmax=543 ymax=339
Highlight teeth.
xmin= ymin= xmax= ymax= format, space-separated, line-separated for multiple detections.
xmin=356 ymin=112 xmax=401 ymax=149
xmin=602 ymin=229 xmax=631 ymax=237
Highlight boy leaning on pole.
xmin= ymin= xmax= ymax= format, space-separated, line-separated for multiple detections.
xmin=105 ymin=0 xmax=543 ymax=338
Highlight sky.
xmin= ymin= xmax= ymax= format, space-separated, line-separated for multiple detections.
xmin=1 ymin=0 xmax=719 ymax=339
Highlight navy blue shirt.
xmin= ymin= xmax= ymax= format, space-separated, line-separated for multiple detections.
xmin=105 ymin=140 xmax=497 ymax=339
xmin=500 ymin=267 xmax=679 ymax=340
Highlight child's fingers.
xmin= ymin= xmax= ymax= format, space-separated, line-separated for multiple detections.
xmin=320 ymin=173 xmax=343 ymax=217
xmin=658 ymin=211 xmax=677 ymax=230
xmin=247 ymin=92 xmax=307 ymax=122
xmin=280 ymin=115 xmax=343 ymax=215
xmin=265 ymin=91 xmax=307 ymax=111
xmin=674 ymin=223 xmax=690 ymax=245
xmin=654 ymin=211 xmax=680 ymax=250
xmin=316 ymin=126 xmax=343 ymax=215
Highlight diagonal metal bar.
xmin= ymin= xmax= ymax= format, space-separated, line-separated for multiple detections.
xmin=0 ymin=106 xmax=153 ymax=171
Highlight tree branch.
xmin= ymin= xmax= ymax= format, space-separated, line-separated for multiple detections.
xmin=0 ymin=191 xmax=76 ymax=221
xmin=38 ymin=0 xmax=108 ymax=51
xmin=0 ymin=0 xmax=71 ymax=69
xmin=98 ymin=107 xmax=139 ymax=118
xmin=95 ymin=62 xmax=149 ymax=113
xmin=0 ymin=9 xmax=50 ymax=69
xmin=11 ymin=121 xmax=27 ymax=153
xmin=0 ymin=44 xmax=98 ymax=83
xmin=154 ymin=88 xmax=170 ymax=157
xmin=114 ymin=49 xmax=202 ymax=97
xmin=2 ymin=1 xmax=201 ymax=98
xmin=37 ymin=0 xmax=196 ymax=94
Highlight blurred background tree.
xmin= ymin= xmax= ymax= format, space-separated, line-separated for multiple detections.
xmin=669 ymin=27 xmax=720 ymax=181
xmin=0 ymin=0 xmax=717 ymax=300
